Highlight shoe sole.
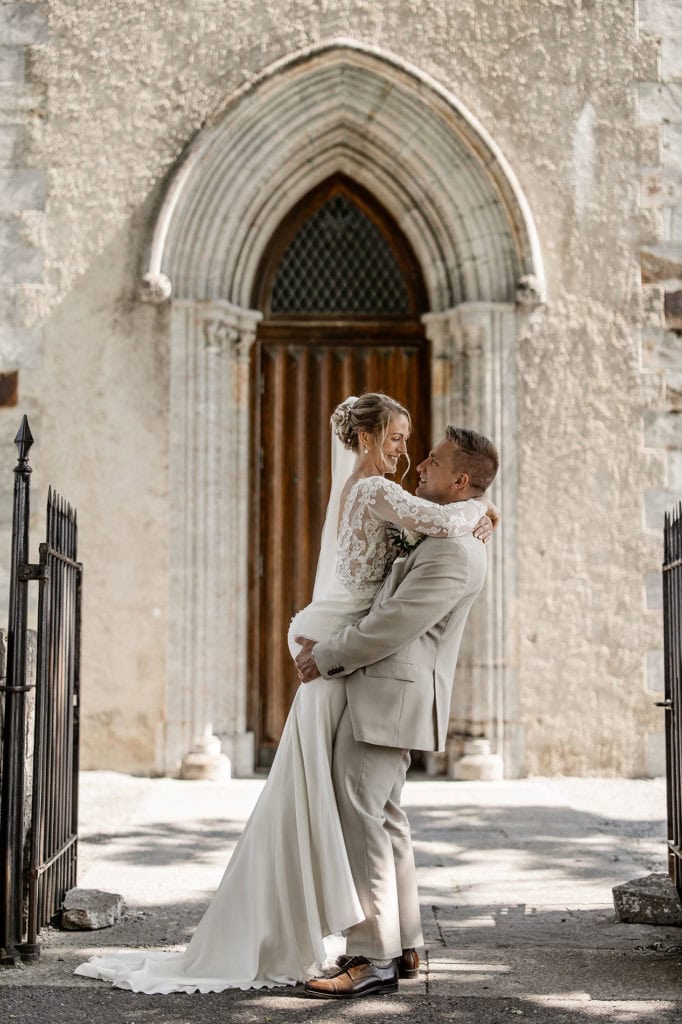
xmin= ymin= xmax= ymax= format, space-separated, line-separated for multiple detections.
xmin=303 ymin=982 xmax=399 ymax=1000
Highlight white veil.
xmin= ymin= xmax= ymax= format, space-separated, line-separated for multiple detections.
xmin=312 ymin=398 xmax=358 ymax=600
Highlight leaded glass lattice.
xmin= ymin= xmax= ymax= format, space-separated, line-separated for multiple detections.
xmin=270 ymin=194 xmax=409 ymax=314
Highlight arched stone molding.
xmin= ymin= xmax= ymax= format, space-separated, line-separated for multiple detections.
xmin=149 ymin=40 xmax=545 ymax=778
xmin=143 ymin=39 xmax=545 ymax=311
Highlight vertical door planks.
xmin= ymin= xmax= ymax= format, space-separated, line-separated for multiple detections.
xmin=250 ymin=334 xmax=429 ymax=766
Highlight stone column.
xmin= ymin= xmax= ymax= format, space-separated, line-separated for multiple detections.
xmin=423 ymin=302 xmax=519 ymax=779
xmin=165 ymin=300 xmax=262 ymax=778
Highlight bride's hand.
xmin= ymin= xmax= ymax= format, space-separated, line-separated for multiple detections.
xmin=473 ymin=514 xmax=493 ymax=543
xmin=486 ymin=502 xmax=500 ymax=530
xmin=473 ymin=502 xmax=500 ymax=543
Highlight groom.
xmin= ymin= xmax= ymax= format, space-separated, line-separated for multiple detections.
xmin=295 ymin=425 xmax=499 ymax=999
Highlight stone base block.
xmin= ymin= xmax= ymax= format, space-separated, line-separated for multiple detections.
xmin=180 ymin=750 xmax=232 ymax=781
xmin=180 ymin=732 xmax=232 ymax=781
xmin=613 ymin=872 xmax=682 ymax=926
xmin=450 ymin=738 xmax=504 ymax=781
xmin=61 ymin=888 xmax=124 ymax=930
xmin=219 ymin=730 xmax=255 ymax=777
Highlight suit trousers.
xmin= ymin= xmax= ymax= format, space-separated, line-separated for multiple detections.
xmin=332 ymin=704 xmax=424 ymax=959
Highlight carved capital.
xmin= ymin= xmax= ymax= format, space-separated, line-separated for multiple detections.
xmin=421 ymin=311 xmax=453 ymax=360
xmin=195 ymin=301 xmax=263 ymax=357
xmin=203 ymin=318 xmax=240 ymax=353
xmin=236 ymin=327 xmax=258 ymax=360
xmin=139 ymin=272 xmax=172 ymax=304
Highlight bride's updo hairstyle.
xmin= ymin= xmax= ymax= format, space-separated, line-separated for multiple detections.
xmin=331 ymin=393 xmax=412 ymax=478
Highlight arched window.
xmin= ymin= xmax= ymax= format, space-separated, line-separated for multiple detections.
xmin=270 ymin=193 xmax=409 ymax=314
xmin=255 ymin=176 xmax=425 ymax=317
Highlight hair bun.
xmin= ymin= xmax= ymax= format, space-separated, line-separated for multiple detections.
xmin=330 ymin=396 xmax=357 ymax=450
xmin=329 ymin=392 xmax=411 ymax=454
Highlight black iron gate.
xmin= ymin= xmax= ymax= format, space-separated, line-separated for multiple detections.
xmin=662 ymin=502 xmax=682 ymax=900
xmin=0 ymin=418 xmax=82 ymax=963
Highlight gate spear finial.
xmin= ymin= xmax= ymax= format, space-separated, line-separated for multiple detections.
xmin=14 ymin=416 xmax=34 ymax=463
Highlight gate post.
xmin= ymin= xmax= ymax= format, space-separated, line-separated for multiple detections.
xmin=0 ymin=417 xmax=34 ymax=963
xmin=661 ymin=503 xmax=682 ymax=899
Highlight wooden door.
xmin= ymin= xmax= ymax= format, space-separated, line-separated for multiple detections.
xmin=248 ymin=177 xmax=429 ymax=767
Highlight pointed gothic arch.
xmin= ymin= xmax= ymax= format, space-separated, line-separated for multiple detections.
xmin=145 ymin=41 xmax=544 ymax=779
xmin=248 ymin=174 xmax=432 ymax=765
xmin=143 ymin=40 xmax=544 ymax=309
xmin=253 ymin=174 xmax=428 ymax=316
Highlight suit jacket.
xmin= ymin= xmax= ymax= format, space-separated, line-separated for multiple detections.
xmin=313 ymin=533 xmax=487 ymax=752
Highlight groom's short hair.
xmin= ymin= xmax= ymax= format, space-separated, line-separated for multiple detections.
xmin=446 ymin=426 xmax=499 ymax=492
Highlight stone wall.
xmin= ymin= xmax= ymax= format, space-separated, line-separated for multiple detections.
xmin=637 ymin=0 xmax=682 ymax=777
xmin=0 ymin=4 xmax=48 ymax=623
xmin=0 ymin=0 xmax=677 ymax=776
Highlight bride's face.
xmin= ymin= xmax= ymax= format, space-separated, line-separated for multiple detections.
xmin=377 ymin=413 xmax=410 ymax=475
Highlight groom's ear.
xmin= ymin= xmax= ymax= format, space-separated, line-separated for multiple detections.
xmin=449 ymin=471 xmax=470 ymax=493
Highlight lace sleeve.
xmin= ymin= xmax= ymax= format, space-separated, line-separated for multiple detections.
xmin=364 ymin=477 xmax=487 ymax=537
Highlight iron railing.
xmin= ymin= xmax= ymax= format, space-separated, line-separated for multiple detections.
xmin=26 ymin=486 xmax=82 ymax=951
xmin=662 ymin=502 xmax=682 ymax=900
xmin=0 ymin=417 xmax=34 ymax=963
xmin=0 ymin=418 xmax=82 ymax=963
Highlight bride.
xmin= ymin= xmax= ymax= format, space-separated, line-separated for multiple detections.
xmin=75 ymin=393 xmax=494 ymax=993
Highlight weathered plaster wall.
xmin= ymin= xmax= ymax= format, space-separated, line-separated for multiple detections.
xmin=637 ymin=0 xmax=682 ymax=778
xmin=0 ymin=0 xmax=676 ymax=775
xmin=21 ymin=226 xmax=172 ymax=773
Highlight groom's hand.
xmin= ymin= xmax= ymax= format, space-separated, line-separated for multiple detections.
xmin=294 ymin=637 xmax=320 ymax=683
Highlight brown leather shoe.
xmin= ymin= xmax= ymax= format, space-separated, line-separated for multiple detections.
xmin=336 ymin=947 xmax=420 ymax=980
xmin=305 ymin=956 xmax=399 ymax=999
xmin=397 ymin=947 xmax=420 ymax=979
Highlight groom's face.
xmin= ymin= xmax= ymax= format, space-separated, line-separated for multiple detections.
xmin=415 ymin=439 xmax=463 ymax=504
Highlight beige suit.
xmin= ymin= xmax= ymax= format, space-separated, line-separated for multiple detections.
xmin=314 ymin=533 xmax=487 ymax=958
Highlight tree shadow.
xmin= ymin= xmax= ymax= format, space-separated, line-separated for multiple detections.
xmin=82 ymin=818 xmax=246 ymax=867
xmin=407 ymin=799 xmax=666 ymax=891
xmin=1 ymin=983 xmax=680 ymax=1024
xmin=23 ymin=782 xmax=677 ymax=1018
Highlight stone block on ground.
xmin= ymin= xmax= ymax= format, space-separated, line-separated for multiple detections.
xmin=60 ymin=887 xmax=124 ymax=930
xmin=613 ymin=872 xmax=682 ymax=926
xmin=450 ymin=738 xmax=504 ymax=781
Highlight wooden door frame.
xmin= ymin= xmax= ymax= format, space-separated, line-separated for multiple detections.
xmin=247 ymin=329 xmax=431 ymax=766
xmin=248 ymin=177 xmax=431 ymax=764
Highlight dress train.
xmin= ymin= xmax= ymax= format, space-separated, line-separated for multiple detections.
xmin=74 ymin=594 xmax=367 ymax=993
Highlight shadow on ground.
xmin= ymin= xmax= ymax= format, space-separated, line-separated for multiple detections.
xmin=81 ymin=800 xmax=666 ymax=884
xmin=408 ymin=802 xmax=665 ymax=882
xmin=1 ymin=984 xmax=681 ymax=1024
xmin=82 ymin=819 xmax=246 ymax=867
xmin=2 ymin=780 xmax=679 ymax=1020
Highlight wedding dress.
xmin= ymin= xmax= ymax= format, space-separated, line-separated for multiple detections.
xmin=75 ymin=422 xmax=486 ymax=994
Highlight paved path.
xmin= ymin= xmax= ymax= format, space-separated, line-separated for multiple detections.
xmin=1 ymin=773 xmax=681 ymax=1022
